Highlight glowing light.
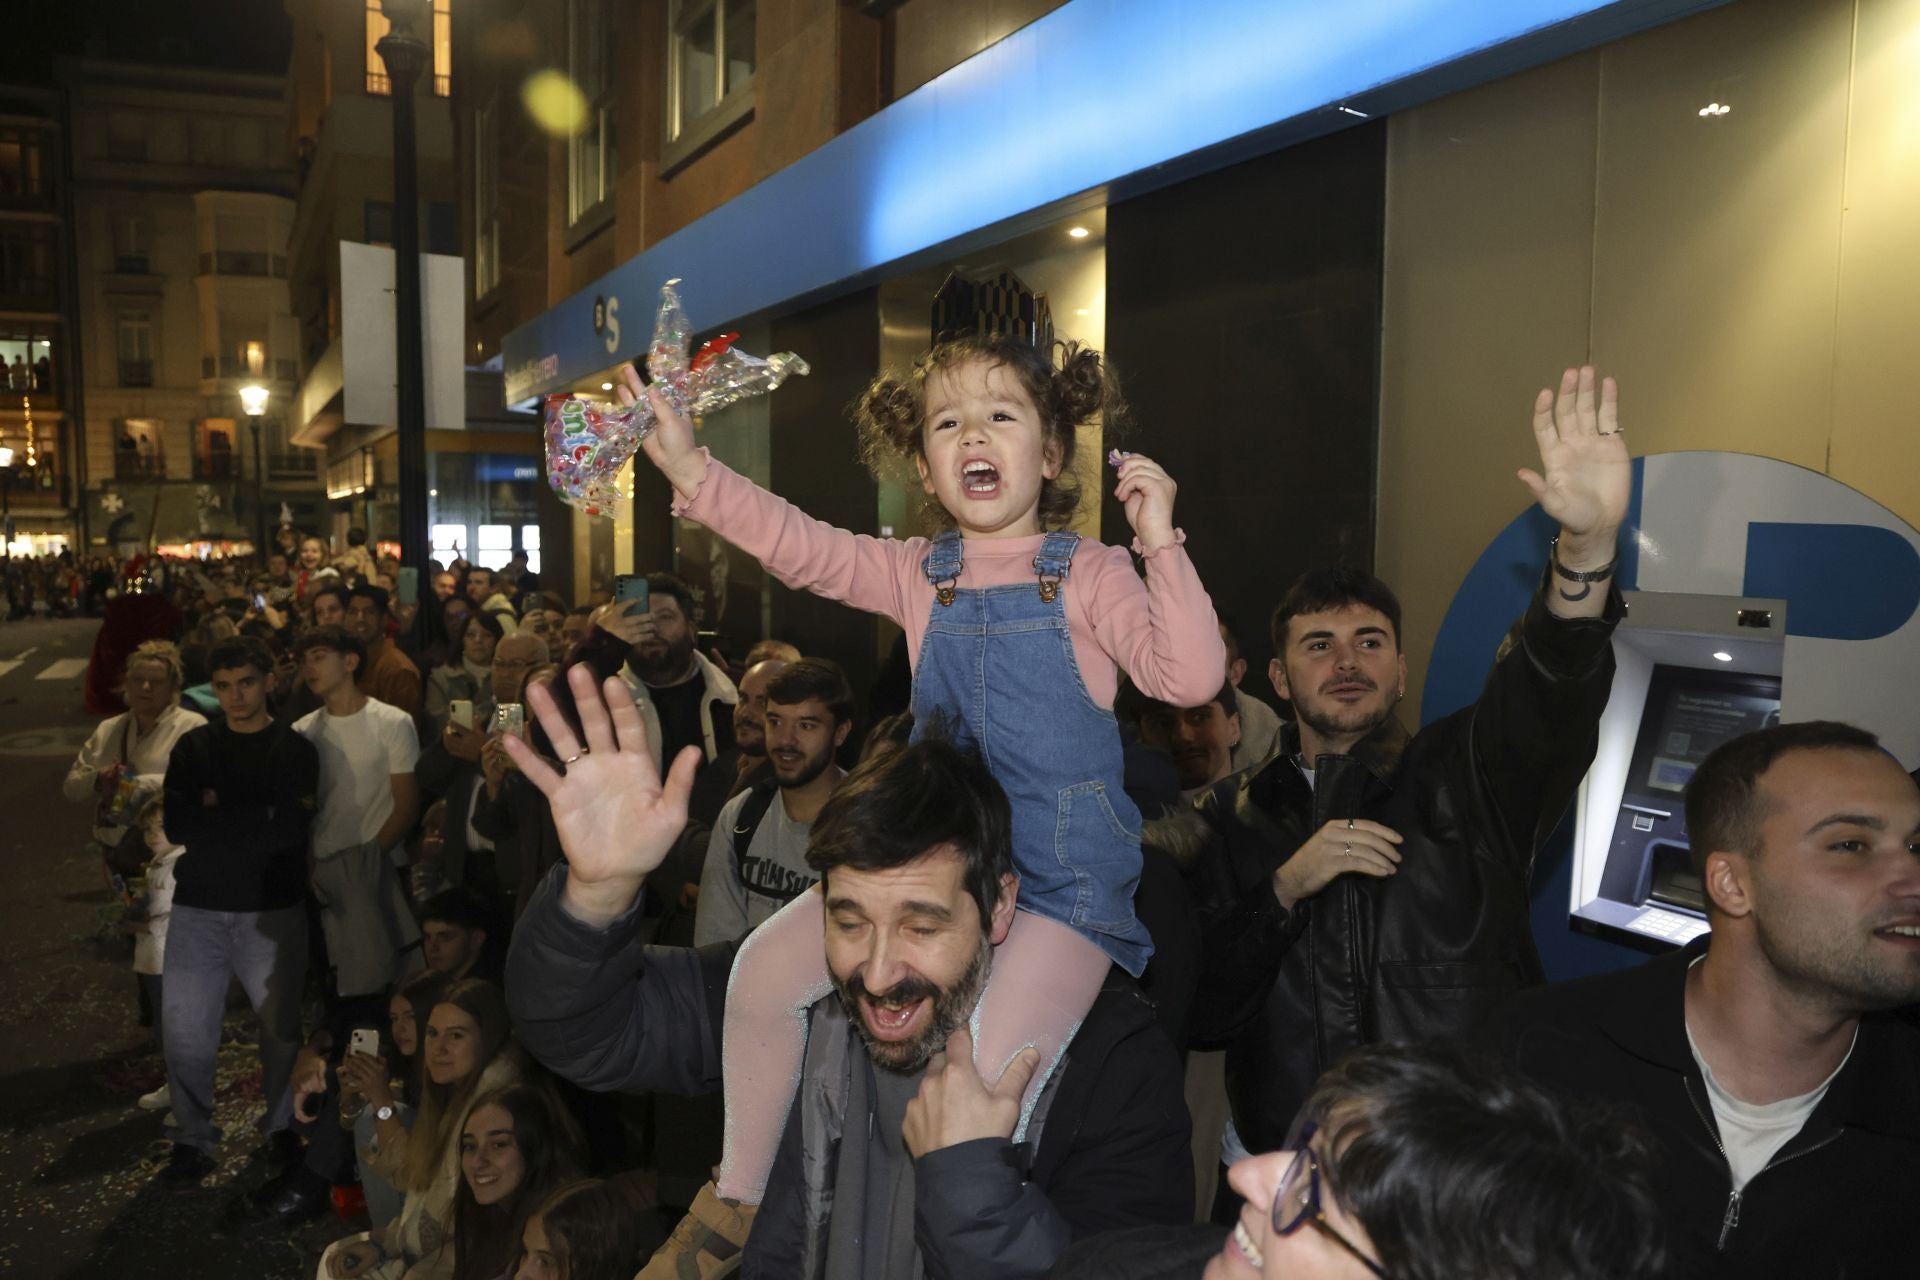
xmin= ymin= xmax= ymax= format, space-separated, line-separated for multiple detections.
xmin=1712 ymin=651 xmax=1734 ymax=662
xmin=1067 ymin=226 xmax=1090 ymax=238
xmin=1697 ymin=102 xmax=1731 ymax=117
xmin=601 ymin=382 xmax=613 ymax=391
xmin=522 ymin=70 xmax=590 ymax=137
xmin=239 ymin=385 xmax=270 ymax=416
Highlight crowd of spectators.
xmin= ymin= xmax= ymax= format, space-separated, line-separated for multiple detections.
xmin=60 ymin=365 xmax=1918 ymax=1280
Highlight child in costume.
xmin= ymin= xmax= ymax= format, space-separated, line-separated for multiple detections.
xmin=625 ymin=333 xmax=1224 ymax=1267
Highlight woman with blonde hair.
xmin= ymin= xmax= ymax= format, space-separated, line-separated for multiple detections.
xmin=320 ymin=979 xmax=526 ymax=1280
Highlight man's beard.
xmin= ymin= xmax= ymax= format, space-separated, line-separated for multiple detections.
xmin=630 ymin=631 xmax=696 ymax=683
xmin=772 ymin=741 xmax=834 ymax=789
xmin=1292 ymin=676 xmax=1395 ymax=744
xmin=833 ymin=939 xmax=991 ymax=1075
xmin=1754 ymin=886 xmax=1920 ymax=1011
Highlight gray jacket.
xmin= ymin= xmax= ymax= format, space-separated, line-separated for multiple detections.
xmin=310 ymin=839 xmax=422 ymax=997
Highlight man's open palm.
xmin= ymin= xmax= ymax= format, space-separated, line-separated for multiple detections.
xmin=504 ymin=664 xmax=701 ymax=916
xmin=1518 ymin=365 xmax=1631 ymax=540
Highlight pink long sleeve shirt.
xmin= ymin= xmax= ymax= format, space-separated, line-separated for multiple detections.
xmin=672 ymin=452 xmax=1226 ymax=709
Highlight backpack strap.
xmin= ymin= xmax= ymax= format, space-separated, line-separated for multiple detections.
xmin=730 ymin=778 xmax=781 ymax=892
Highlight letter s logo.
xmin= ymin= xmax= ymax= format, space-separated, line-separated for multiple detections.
xmin=602 ymin=296 xmax=621 ymax=354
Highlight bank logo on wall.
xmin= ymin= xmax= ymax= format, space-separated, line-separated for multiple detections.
xmin=593 ymin=294 xmax=620 ymax=355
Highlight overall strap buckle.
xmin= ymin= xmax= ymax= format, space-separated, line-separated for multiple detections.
xmin=1033 ymin=530 xmax=1080 ymax=603
xmin=922 ymin=530 xmax=964 ymax=606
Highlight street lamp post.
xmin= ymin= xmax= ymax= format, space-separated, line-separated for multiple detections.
xmin=0 ymin=444 xmax=17 ymax=569
xmin=378 ymin=0 xmax=430 ymax=578
xmin=240 ymin=385 xmax=270 ymax=556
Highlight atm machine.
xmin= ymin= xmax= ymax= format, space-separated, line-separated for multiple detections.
xmin=1568 ymin=589 xmax=1786 ymax=949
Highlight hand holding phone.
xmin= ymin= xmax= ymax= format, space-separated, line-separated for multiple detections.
xmin=494 ymin=702 xmax=526 ymax=739
xmin=449 ymin=699 xmax=474 ymax=731
xmin=613 ymin=574 xmax=650 ymax=612
xmin=349 ymin=1027 xmax=381 ymax=1059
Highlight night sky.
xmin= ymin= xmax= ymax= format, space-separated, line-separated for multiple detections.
xmin=4 ymin=0 xmax=293 ymax=82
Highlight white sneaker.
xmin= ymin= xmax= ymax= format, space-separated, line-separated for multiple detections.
xmin=138 ymin=1083 xmax=172 ymax=1112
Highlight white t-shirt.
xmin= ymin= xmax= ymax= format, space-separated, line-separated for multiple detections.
xmin=295 ymin=698 xmax=420 ymax=857
xmin=1684 ymin=972 xmax=1856 ymax=1190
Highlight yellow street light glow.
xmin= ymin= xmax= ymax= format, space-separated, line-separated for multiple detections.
xmin=523 ymin=70 xmax=591 ymax=137
xmin=1067 ymin=226 xmax=1090 ymax=238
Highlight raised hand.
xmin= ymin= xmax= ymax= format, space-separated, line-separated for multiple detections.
xmin=1113 ymin=453 xmax=1179 ymax=553
xmin=502 ymin=663 xmax=703 ymax=925
xmin=616 ymin=367 xmax=706 ymax=496
xmin=1517 ymin=365 xmax=1631 ymax=562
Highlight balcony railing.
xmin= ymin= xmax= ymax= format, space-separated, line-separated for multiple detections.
xmin=118 ymin=359 xmax=153 ymax=387
xmin=267 ymin=451 xmax=319 ymax=480
xmin=194 ymin=453 xmax=241 ymax=481
xmin=114 ymin=452 xmax=165 ymax=481
xmin=113 ymin=254 xmax=151 ymax=274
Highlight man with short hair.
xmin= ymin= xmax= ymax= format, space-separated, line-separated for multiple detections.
xmin=344 ymin=583 xmax=422 ymax=717
xmin=419 ymin=888 xmax=496 ymax=981
xmin=466 ymin=566 xmax=517 ymax=627
xmin=1133 ymin=681 xmax=1242 ymax=797
xmin=559 ymin=606 xmax=594 ymax=652
xmin=506 ymin=669 xmax=1192 ymax=1278
xmin=489 ymin=631 xmax=549 ymax=707
xmin=617 ymin=572 xmax=737 ymax=776
xmin=1220 ymin=620 xmax=1282 ymax=774
xmin=431 ymin=569 xmax=457 ymax=602
xmin=1490 ymin=722 xmax=1920 ymax=1277
xmin=695 ymin=658 xmax=851 ymax=946
xmin=1186 ymin=367 xmax=1631 ymax=1179
xmin=157 ymin=637 xmax=319 ymax=1186
xmin=308 ymin=582 xmax=348 ymax=629
xmin=690 ymin=655 xmax=790 ymax=825
xmin=293 ymin=626 xmax=422 ymax=1007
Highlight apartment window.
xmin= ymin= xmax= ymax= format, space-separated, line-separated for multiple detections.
xmin=0 ymin=128 xmax=47 ymax=200
xmin=217 ymin=312 xmax=268 ymax=379
xmin=211 ymin=213 xmax=274 ymax=276
xmin=106 ymin=112 xmax=148 ymax=161
xmin=113 ymin=214 xmax=150 ymax=273
xmin=367 ymin=0 xmax=454 ymax=96
xmin=117 ymin=313 xmax=154 ymax=387
xmin=427 ymin=201 xmax=457 ymax=255
xmin=668 ymin=0 xmax=755 ymax=145
xmin=117 ymin=419 xmax=166 ymax=480
xmin=567 ymin=0 xmax=616 ymax=225
xmin=473 ymin=95 xmax=500 ymax=297
xmin=191 ymin=117 xmax=224 ymax=165
xmin=0 ymin=225 xmax=54 ymax=297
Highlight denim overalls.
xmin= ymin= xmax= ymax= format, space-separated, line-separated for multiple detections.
xmin=908 ymin=529 xmax=1154 ymax=976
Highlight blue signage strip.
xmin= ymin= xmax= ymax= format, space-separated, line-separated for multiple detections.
xmin=503 ymin=0 xmax=1722 ymax=403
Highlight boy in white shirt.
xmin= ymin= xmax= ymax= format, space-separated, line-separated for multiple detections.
xmin=291 ymin=626 xmax=421 ymax=1005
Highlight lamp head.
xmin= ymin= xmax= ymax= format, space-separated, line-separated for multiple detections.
xmin=239 ymin=385 xmax=270 ymax=417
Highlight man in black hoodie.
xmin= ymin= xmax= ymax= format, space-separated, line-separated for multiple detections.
xmin=156 ymin=636 xmax=319 ymax=1186
xmin=1489 ymin=721 xmax=1920 ymax=1278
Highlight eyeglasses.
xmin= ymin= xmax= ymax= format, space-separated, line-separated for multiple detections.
xmin=125 ymin=675 xmax=172 ymax=691
xmin=1271 ymin=1121 xmax=1390 ymax=1278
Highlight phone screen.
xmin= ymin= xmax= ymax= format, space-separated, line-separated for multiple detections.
xmin=253 ymin=592 xmax=267 ymax=610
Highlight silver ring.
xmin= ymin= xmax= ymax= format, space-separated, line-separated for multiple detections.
xmin=1347 ymin=818 xmax=1355 ymax=830
xmin=1344 ymin=844 xmax=1352 ymax=857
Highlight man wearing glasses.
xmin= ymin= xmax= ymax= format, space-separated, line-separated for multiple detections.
xmin=1052 ymin=1043 xmax=1672 ymax=1280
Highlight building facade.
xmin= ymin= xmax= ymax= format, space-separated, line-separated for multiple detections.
xmin=62 ymin=57 xmax=312 ymax=554
xmin=0 ymin=86 xmax=79 ymax=557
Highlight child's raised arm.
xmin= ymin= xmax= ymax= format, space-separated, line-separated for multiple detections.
xmin=619 ymin=370 xmax=921 ymax=629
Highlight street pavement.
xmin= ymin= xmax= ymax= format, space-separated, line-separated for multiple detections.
xmin=0 ymin=617 xmax=357 ymax=1277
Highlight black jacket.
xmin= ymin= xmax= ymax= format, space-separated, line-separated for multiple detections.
xmin=505 ymin=866 xmax=1193 ymax=1278
xmin=1183 ymin=581 xmax=1621 ymax=1149
xmin=1485 ymin=941 xmax=1920 ymax=1279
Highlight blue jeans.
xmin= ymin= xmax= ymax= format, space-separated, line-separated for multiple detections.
xmin=161 ymin=903 xmax=308 ymax=1153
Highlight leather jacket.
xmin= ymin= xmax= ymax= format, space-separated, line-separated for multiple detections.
xmin=1184 ymin=580 xmax=1623 ymax=1151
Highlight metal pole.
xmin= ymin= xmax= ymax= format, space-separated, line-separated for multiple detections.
xmin=2 ymin=469 xmax=12 ymax=569
xmin=251 ymin=418 xmax=267 ymax=555
xmin=378 ymin=2 xmax=430 ymax=577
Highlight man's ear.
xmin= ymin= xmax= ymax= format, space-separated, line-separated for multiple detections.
xmin=1269 ymin=656 xmax=1291 ymax=703
xmin=1703 ymin=851 xmax=1753 ymax=919
xmin=988 ymin=872 xmax=1020 ymax=946
xmin=1227 ymin=712 xmax=1242 ymax=751
xmin=1227 ymin=656 xmax=1248 ymax=688
xmin=1396 ymin=653 xmax=1408 ymax=701
xmin=833 ymin=718 xmax=852 ymax=750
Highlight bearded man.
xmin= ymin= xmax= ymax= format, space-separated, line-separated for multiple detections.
xmin=615 ymin=572 xmax=738 ymax=777
xmin=504 ymin=665 xmax=1191 ymax=1278
xmin=1184 ymin=366 xmax=1632 ymax=1191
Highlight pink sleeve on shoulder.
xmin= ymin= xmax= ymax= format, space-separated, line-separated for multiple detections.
xmin=1082 ymin=537 xmax=1227 ymax=707
xmin=672 ymin=451 xmax=921 ymax=628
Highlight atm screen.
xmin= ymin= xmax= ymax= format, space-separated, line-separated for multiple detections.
xmin=1635 ymin=668 xmax=1783 ymax=796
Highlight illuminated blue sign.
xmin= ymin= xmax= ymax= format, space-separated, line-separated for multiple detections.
xmin=502 ymin=0 xmax=1725 ymax=402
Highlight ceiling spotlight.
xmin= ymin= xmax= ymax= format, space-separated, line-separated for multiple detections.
xmin=601 ymin=382 xmax=614 ymax=391
xmin=1697 ymin=102 xmax=1731 ymax=117
xmin=1067 ymin=226 xmax=1090 ymax=239
xmin=1712 ymin=651 xmax=1734 ymax=663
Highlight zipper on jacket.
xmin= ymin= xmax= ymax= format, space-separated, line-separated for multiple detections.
xmin=1684 ymin=1075 xmax=1846 ymax=1251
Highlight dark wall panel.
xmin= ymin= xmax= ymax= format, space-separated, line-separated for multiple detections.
xmin=769 ymin=287 xmax=885 ymax=717
xmin=1104 ymin=121 xmax=1386 ymax=698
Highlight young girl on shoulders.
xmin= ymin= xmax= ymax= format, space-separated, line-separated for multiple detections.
xmin=624 ymin=333 xmax=1224 ymax=1252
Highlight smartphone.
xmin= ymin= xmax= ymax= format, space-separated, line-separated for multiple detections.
xmin=494 ymin=703 xmax=525 ymax=739
xmin=252 ymin=591 xmax=267 ymax=610
xmin=396 ymin=566 xmax=419 ymax=607
xmin=613 ymin=574 xmax=650 ymax=611
xmin=449 ymin=699 xmax=474 ymax=731
xmin=349 ymin=1027 xmax=381 ymax=1060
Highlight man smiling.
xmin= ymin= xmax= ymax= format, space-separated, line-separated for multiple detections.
xmin=504 ymin=666 xmax=1190 ymax=1279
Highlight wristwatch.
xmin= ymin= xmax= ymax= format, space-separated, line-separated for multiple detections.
xmin=375 ymin=1103 xmax=397 ymax=1122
